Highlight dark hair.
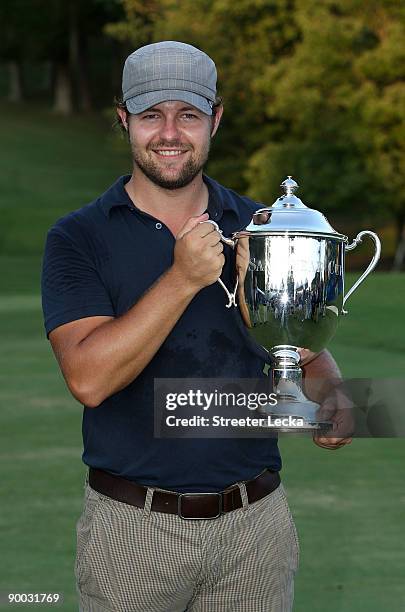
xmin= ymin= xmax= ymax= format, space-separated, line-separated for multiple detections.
xmin=113 ymin=95 xmax=223 ymax=135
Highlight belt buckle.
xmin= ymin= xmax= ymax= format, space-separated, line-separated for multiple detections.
xmin=178 ymin=492 xmax=222 ymax=520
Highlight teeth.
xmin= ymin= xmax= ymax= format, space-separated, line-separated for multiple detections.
xmin=155 ymin=150 xmax=184 ymax=156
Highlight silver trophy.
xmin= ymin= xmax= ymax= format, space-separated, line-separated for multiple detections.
xmin=212 ymin=176 xmax=381 ymax=430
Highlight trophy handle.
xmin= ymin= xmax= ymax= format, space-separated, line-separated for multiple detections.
xmin=342 ymin=230 xmax=381 ymax=314
xmin=200 ymin=220 xmax=238 ymax=308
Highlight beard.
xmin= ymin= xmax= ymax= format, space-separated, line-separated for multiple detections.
xmin=130 ymin=137 xmax=211 ymax=190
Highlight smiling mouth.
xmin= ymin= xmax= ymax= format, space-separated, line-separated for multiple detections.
xmin=152 ymin=149 xmax=189 ymax=157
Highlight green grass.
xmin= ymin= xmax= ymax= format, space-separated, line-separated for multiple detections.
xmin=329 ymin=272 xmax=405 ymax=377
xmin=0 ymin=101 xmax=130 ymax=256
xmin=0 ymin=305 xmax=82 ymax=610
xmin=0 ymin=103 xmax=404 ymax=610
xmin=282 ymin=438 xmax=405 ymax=612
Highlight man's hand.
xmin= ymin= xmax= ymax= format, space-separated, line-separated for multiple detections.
xmin=301 ymin=349 xmax=354 ymax=450
xmin=173 ymin=213 xmax=225 ymax=290
xmin=313 ymin=386 xmax=355 ymax=450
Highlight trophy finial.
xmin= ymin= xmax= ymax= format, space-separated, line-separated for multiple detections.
xmin=281 ymin=176 xmax=298 ymax=196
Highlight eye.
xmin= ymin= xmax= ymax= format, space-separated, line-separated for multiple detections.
xmin=181 ymin=113 xmax=199 ymax=120
xmin=142 ymin=113 xmax=160 ymax=120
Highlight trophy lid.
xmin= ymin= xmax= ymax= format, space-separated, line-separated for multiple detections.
xmin=239 ymin=176 xmax=347 ymax=240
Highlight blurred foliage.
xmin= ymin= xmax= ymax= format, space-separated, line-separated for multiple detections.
xmin=0 ymin=0 xmax=125 ymax=111
xmin=0 ymin=0 xmax=123 ymax=62
xmin=246 ymin=1 xmax=405 ymax=231
xmin=104 ymin=0 xmax=162 ymax=46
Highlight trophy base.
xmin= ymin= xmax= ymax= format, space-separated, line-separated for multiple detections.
xmin=256 ymin=401 xmax=332 ymax=432
xmin=263 ymin=346 xmax=333 ymax=432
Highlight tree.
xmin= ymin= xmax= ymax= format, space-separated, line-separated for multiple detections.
xmin=354 ymin=5 xmax=405 ymax=268
xmin=1 ymin=0 xmax=124 ymax=114
xmin=46 ymin=0 xmax=124 ymax=114
xmin=104 ymin=0 xmax=162 ymax=47
xmin=246 ymin=0 xmax=405 ymax=267
xmin=0 ymin=0 xmax=45 ymax=102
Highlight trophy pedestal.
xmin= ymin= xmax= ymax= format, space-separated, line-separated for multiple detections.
xmin=257 ymin=346 xmax=332 ymax=432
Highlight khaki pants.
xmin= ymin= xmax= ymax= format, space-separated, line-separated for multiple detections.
xmin=75 ymin=479 xmax=299 ymax=612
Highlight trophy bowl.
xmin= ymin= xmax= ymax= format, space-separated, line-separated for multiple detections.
xmin=213 ymin=176 xmax=381 ymax=431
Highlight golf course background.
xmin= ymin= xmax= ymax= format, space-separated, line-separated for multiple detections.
xmin=1 ymin=102 xmax=404 ymax=611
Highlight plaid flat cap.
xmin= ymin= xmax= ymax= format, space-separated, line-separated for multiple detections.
xmin=122 ymin=41 xmax=217 ymax=115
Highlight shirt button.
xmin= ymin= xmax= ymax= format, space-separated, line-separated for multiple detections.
xmin=155 ymin=222 xmax=162 ymax=230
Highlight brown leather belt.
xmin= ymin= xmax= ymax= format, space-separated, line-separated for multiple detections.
xmin=88 ymin=467 xmax=280 ymax=520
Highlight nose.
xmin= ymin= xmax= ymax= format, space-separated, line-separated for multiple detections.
xmin=159 ymin=116 xmax=181 ymax=142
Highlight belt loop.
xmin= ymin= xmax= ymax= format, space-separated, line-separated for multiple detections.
xmin=142 ymin=487 xmax=154 ymax=518
xmin=237 ymin=482 xmax=249 ymax=511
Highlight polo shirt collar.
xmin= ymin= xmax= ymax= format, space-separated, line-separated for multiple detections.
xmin=99 ymin=175 xmax=133 ymax=217
xmin=99 ymin=174 xmax=242 ymax=223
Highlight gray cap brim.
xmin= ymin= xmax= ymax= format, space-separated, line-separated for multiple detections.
xmin=126 ymin=89 xmax=213 ymax=116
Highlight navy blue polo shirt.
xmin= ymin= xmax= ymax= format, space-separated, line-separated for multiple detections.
xmin=41 ymin=174 xmax=281 ymax=492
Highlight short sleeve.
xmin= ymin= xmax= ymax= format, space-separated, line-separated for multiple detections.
xmin=41 ymin=227 xmax=115 ymax=338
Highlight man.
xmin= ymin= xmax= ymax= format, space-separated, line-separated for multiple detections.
xmin=41 ymin=41 xmax=351 ymax=612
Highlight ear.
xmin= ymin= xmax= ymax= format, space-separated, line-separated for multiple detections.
xmin=210 ymin=104 xmax=224 ymax=137
xmin=116 ymin=107 xmax=128 ymax=130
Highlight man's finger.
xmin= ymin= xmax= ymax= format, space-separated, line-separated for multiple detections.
xmin=176 ymin=213 xmax=209 ymax=239
xmin=313 ymin=435 xmax=352 ymax=449
xmin=204 ymin=230 xmax=222 ymax=247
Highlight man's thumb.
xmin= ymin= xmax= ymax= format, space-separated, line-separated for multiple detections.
xmin=177 ymin=212 xmax=209 ymax=239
